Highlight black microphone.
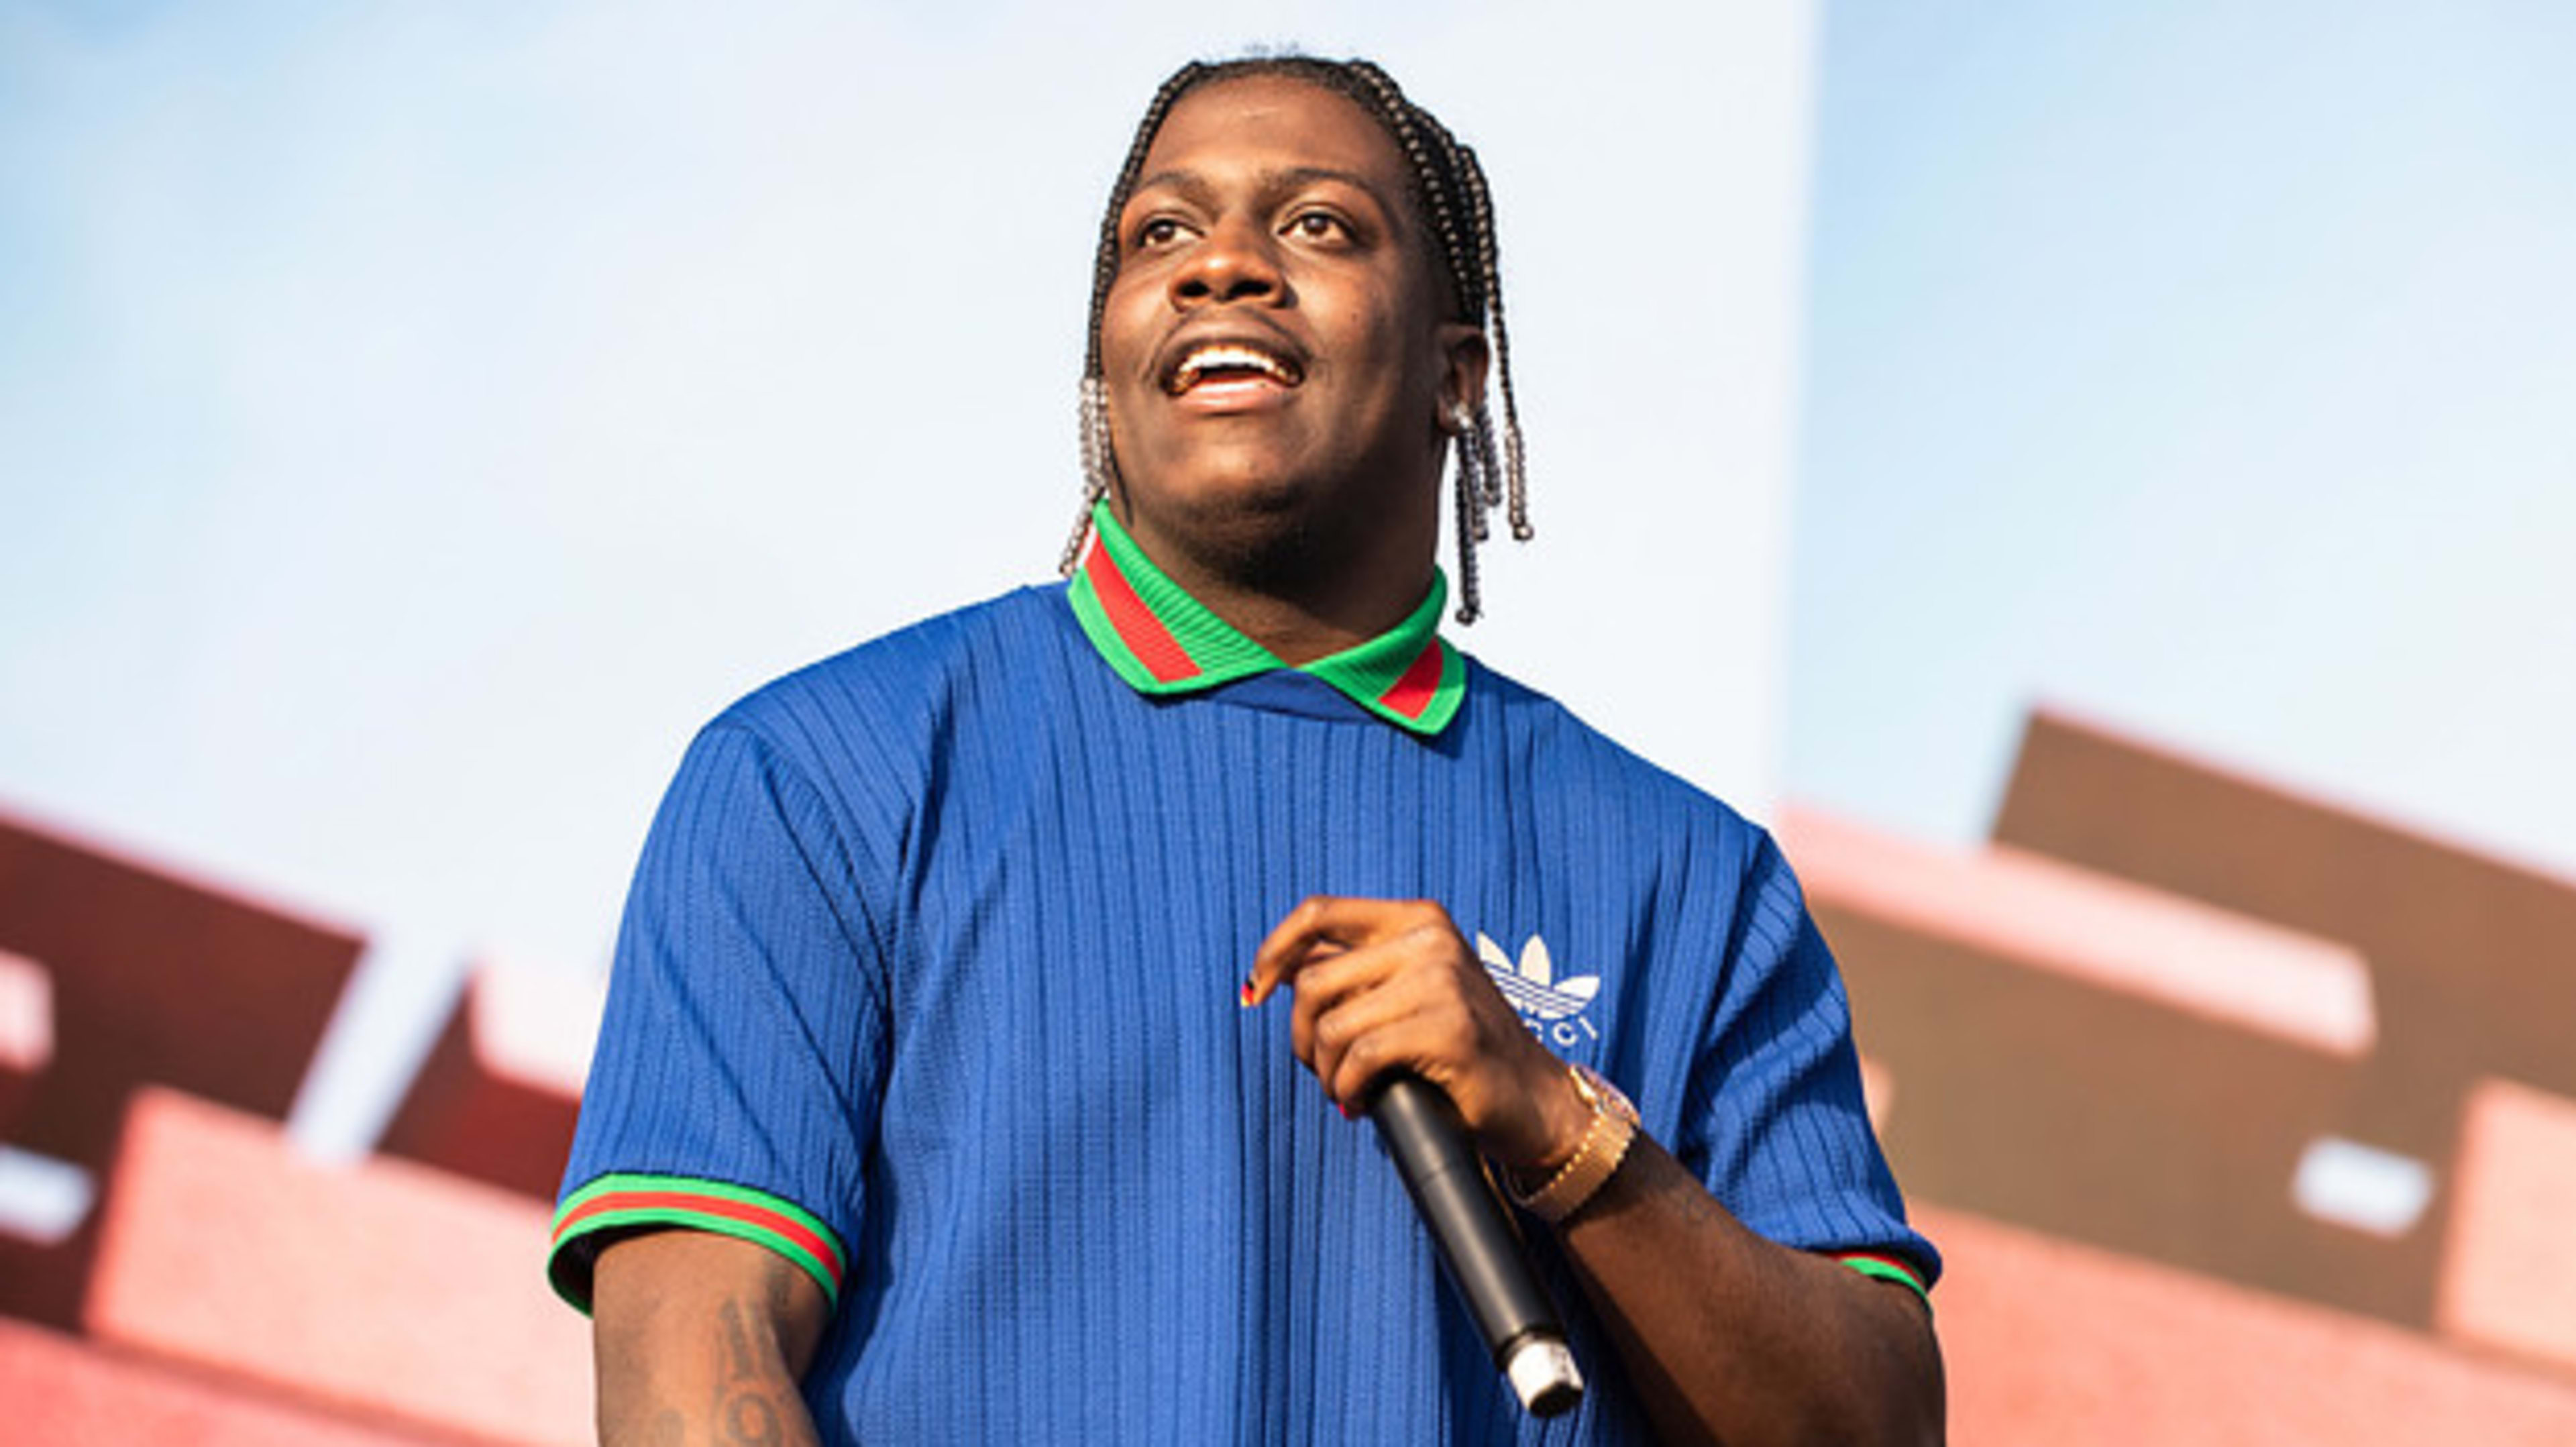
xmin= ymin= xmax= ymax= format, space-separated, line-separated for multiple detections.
xmin=1368 ymin=1073 xmax=1584 ymax=1417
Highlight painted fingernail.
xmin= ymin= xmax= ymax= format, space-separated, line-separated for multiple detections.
xmin=1339 ymin=1100 xmax=1357 ymax=1121
xmin=1238 ymin=982 xmax=1256 ymax=1007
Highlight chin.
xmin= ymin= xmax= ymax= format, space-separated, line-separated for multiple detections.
xmin=1146 ymin=458 xmax=1326 ymax=526
xmin=1179 ymin=489 xmax=1322 ymax=568
xmin=1121 ymin=473 xmax=1330 ymax=578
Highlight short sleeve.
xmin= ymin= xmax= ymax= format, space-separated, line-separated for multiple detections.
xmin=1673 ymin=830 xmax=1941 ymax=1297
xmin=548 ymin=722 xmax=893 ymax=1316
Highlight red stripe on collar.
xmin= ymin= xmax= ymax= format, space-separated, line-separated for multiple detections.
xmin=1083 ymin=540 xmax=1200 ymax=684
xmin=1377 ymin=635 xmax=1447 ymax=722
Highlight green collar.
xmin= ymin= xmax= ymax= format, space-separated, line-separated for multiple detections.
xmin=1066 ymin=502 xmax=1465 ymax=736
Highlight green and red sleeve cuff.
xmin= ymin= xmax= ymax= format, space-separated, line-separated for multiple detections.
xmin=1836 ymin=1250 xmax=1933 ymax=1306
xmin=548 ymin=1173 xmax=848 ymax=1316
xmin=547 ymin=1187 xmax=1919 ymax=1322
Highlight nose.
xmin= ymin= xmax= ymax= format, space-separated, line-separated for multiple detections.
xmin=1171 ymin=216 xmax=1282 ymax=307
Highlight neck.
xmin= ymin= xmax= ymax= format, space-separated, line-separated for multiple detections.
xmin=1111 ymin=499 xmax=1437 ymax=665
xmin=1175 ymin=572 xmax=1425 ymax=666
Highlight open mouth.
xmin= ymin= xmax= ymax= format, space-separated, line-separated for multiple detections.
xmin=1163 ymin=342 xmax=1305 ymax=396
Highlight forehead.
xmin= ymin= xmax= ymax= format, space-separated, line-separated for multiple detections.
xmin=1134 ymin=74 xmax=1414 ymax=206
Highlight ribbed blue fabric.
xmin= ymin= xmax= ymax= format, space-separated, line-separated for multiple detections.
xmin=557 ymin=584 xmax=1936 ymax=1445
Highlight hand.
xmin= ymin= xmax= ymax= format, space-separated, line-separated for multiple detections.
xmin=1242 ymin=896 xmax=1590 ymax=1173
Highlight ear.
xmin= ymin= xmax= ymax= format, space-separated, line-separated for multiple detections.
xmin=1435 ymin=323 xmax=1492 ymax=432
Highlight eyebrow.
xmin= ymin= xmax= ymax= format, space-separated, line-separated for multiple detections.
xmin=1126 ymin=165 xmax=1402 ymax=223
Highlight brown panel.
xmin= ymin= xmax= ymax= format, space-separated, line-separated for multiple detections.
xmin=1825 ymin=906 xmax=2428 ymax=1323
xmin=1779 ymin=804 xmax=2432 ymax=1324
xmin=0 ymin=1210 xmax=104 ymax=1335
xmin=374 ymin=964 xmax=596 ymax=1201
xmin=1992 ymin=709 xmax=2576 ymax=1112
xmin=0 ymin=806 xmax=364 ymax=1163
xmin=0 ymin=808 xmax=365 ymax=1326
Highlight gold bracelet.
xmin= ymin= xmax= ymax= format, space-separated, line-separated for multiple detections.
xmin=1512 ymin=1065 xmax=1639 ymax=1225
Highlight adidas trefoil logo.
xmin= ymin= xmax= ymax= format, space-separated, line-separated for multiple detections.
xmin=1478 ymin=932 xmax=1601 ymax=1049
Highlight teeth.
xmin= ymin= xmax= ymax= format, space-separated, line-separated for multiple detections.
xmin=1170 ymin=343 xmax=1299 ymax=392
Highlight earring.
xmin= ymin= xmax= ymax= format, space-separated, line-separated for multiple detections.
xmin=1443 ymin=402 xmax=1473 ymax=434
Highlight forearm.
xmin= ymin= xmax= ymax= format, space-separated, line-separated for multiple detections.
xmin=1551 ymin=1138 xmax=1943 ymax=1447
xmin=594 ymin=1231 xmax=829 ymax=1447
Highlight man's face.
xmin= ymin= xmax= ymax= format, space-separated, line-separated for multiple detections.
xmin=1098 ymin=75 xmax=1483 ymax=582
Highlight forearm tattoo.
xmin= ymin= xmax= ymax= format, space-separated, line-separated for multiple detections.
xmin=710 ymin=1297 xmax=795 ymax=1447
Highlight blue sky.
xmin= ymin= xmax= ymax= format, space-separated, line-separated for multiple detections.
xmin=2 ymin=2 xmax=2571 ymax=1152
xmin=0 ymin=0 xmax=1813 ymax=946
xmin=1794 ymin=0 xmax=2576 ymax=866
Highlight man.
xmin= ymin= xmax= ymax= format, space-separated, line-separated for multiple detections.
xmin=550 ymin=55 xmax=1943 ymax=1445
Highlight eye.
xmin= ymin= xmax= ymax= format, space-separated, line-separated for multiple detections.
xmin=1286 ymin=210 xmax=1352 ymax=243
xmin=1133 ymin=215 xmax=1189 ymax=250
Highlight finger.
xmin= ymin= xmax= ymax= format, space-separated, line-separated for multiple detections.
xmin=1285 ymin=939 xmax=1404 ymax=1068
xmin=1278 ymin=913 xmax=1460 ymax=1063
xmin=1324 ymin=1011 xmax=1468 ymax=1118
xmin=1302 ymin=955 xmax=1440 ymax=1102
xmin=1242 ymin=896 xmax=1429 ymax=1006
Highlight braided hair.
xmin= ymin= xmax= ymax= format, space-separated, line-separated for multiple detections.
xmin=1057 ymin=55 xmax=1532 ymax=625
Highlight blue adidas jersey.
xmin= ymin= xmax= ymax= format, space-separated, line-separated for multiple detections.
xmin=555 ymin=553 xmax=1935 ymax=1444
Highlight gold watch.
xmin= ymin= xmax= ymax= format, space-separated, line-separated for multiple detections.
xmin=1512 ymin=1065 xmax=1639 ymax=1225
